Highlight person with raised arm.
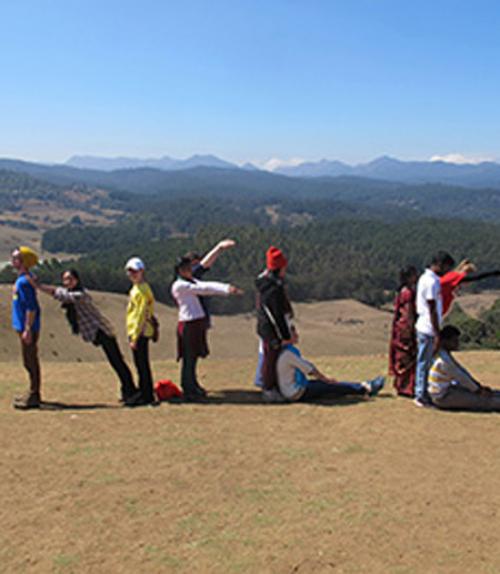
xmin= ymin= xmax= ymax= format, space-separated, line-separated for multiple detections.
xmin=171 ymin=256 xmax=243 ymax=401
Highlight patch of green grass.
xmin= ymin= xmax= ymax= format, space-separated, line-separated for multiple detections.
xmin=53 ymin=553 xmax=79 ymax=571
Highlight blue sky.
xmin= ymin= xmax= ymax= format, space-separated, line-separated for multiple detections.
xmin=0 ymin=0 xmax=499 ymax=167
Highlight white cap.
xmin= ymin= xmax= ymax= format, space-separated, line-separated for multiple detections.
xmin=125 ymin=257 xmax=145 ymax=272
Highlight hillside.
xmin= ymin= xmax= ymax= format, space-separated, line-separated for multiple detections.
xmin=0 ymin=285 xmax=392 ymax=363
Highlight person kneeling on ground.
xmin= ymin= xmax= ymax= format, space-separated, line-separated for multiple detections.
xmin=276 ymin=327 xmax=385 ymax=402
xmin=428 ymin=325 xmax=500 ymax=411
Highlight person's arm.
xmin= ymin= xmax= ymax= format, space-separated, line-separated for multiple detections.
xmin=428 ymin=299 xmax=441 ymax=351
xmin=200 ymin=239 xmax=236 ymax=269
xmin=262 ymin=286 xmax=292 ymax=342
xmin=461 ymin=270 xmax=500 ymax=283
xmin=128 ymin=292 xmax=148 ymax=350
xmin=18 ymin=282 xmax=37 ymax=345
xmin=287 ymin=352 xmax=336 ymax=384
xmin=174 ymin=280 xmax=242 ymax=297
xmin=52 ymin=287 xmax=87 ymax=303
xmin=445 ymin=353 xmax=482 ymax=393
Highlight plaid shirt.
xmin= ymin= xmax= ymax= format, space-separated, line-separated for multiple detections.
xmin=54 ymin=288 xmax=115 ymax=343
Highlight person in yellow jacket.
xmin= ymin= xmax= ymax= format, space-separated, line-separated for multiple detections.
xmin=125 ymin=257 xmax=156 ymax=405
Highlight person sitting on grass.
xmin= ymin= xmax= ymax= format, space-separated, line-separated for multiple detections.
xmin=276 ymin=326 xmax=385 ymax=403
xmin=428 ymin=325 xmax=500 ymax=411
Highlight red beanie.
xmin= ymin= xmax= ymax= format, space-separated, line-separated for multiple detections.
xmin=266 ymin=246 xmax=288 ymax=270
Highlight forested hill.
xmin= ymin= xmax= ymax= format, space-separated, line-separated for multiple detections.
xmin=2 ymin=158 xmax=500 ymax=222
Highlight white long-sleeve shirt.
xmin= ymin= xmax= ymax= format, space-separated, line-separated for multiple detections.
xmin=171 ymin=277 xmax=231 ymax=322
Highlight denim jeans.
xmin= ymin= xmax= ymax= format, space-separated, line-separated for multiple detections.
xmin=300 ymin=380 xmax=367 ymax=401
xmin=415 ymin=332 xmax=434 ymax=402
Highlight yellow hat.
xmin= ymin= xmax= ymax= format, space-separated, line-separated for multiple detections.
xmin=19 ymin=246 xmax=39 ymax=269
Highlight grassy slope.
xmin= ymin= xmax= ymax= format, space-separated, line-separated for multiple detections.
xmin=2 ymin=354 xmax=500 ymax=573
xmin=0 ymin=285 xmax=392 ymax=363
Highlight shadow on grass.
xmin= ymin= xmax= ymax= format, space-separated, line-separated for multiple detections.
xmin=40 ymin=401 xmax=120 ymax=411
xmin=166 ymin=389 xmax=395 ymax=407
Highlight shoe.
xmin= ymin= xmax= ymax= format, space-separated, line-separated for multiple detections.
xmin=122 ymin=391 xmax=143 ymax=407
xmin=262 ymin=388 xmax=286 ymax=404
xmin=13 ymin=392 xmax=41 ymax=410
xmin=368 ymin=376 xmax=385 ymax=397
xmin=194 ymin=385 xmax=208 ymax=398
xmin=414 ymin=398 xmax=433 ymax=408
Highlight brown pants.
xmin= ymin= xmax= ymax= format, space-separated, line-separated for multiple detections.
xmin=432 ymin=387 xmax=500 ymax=411
xmin=19 ymin=331 xmax=41 ymax=396
xmin=262 ymin=341 xmax=281 ymax=391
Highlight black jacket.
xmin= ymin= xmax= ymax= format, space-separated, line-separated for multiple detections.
xmin=255 ymin=270 xmax=293 ymax=345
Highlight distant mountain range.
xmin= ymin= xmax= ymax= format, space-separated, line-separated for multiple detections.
xmin=274 ymin=155 xmax=500 ymax=188
xmin=63 ymin=154 xmax=500 ymax=188
xmin=2 ymin=154 xmax=500 ymax=189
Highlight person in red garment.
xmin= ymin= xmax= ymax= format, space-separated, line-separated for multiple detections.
xmin=389 ymin=266 xmax=418 ymax=397
xmin=440 ymin=260 xmax=500 ymax=316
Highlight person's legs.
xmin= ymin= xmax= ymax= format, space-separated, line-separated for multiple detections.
xmin=133 ymin=337 xmax=154 ymax=403
xmin=95 ymin=330 xmax=138 ymax=400
xmin=301 ymin=380 xmax=367 ymax=401
xmin=262 ymin=341 xmax=280 ymax=391
xmin=15 ymin=331 xmax=41 ymax=408
xmin=433 ymin=387 xmax=500 ymax=411
xmin=415 ymin=332 xmax=434 ymax=403
xmin=181 ymin=337 xmax=199 ymax=397
xmin=254 ymin=339 xmax=265 ymax=388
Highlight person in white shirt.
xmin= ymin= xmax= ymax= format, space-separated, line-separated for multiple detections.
xmin=414 ymin=252 xmax=455 ymax=407
xmin=429 ymin=325 xmax=500 ymax=411
xmin=171 ymin=256 xmax=243 ymax=401
xmin=277 ymin=327 xmax=385 ymax=402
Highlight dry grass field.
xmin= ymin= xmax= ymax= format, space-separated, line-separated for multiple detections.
xmin=2 ymin=346 xmax=500 ymax=572
xmin=3 ymin=286 xmax=500 ymax=573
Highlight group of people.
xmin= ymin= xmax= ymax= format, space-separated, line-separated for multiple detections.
xmin=9 ymin=241 xmax=500 ymax=413
xmin=389 ymin=252 xmax=500 ymax=411
xmin=9 ymin=241 xmax=386 ymax=410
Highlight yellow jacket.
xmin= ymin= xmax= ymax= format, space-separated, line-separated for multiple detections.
xmin=127 ymin=282 xmax=155 ymax=342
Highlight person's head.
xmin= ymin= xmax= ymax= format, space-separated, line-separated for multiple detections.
xmin=430 ymin=251 xmax=455 ymax=276
xmin=184 ymin=250 xmax=202 ymax=268
xmin=399 ymin=265 xmax=418 ymax=289
xmin=440 ymin=325 xmax=461 ymax=352
xmin=62 ymin=269 xmax=82 ymax=290
xmin=125 ymin=257 xmax=145 ymax=284
xmin=175 ymin=256 xmax=193 ymax=280
xmin=11 ymin=246 xmax=38 ymax=272
xmin=266 ymin=246 xmax=288 ymax=277
xmin=289 ymin=325 xmax=299 ymax=345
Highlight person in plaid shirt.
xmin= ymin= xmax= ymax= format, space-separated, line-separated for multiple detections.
xmin=33 ymin=269 xmax=141 ymax=406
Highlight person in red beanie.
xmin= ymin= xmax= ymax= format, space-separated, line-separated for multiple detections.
xmin=255 ymin=246 xmax=294 ymax=402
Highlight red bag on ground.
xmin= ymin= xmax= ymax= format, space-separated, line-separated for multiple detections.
xmin=155 ymin=380 xmax=183 ymax=401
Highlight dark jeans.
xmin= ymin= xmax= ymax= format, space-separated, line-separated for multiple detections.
xmin=19 ymin=331 xmax=41 ymax=396
xmin=300 ymin=380 xmax=367 ymax=401
xmin=181 ymin=342 xmax=199 ymax=396
xmin=262 ymin=340 xmax=281 ymax=390
xmin=94 ymin=329 xmax=137 ymax=400
xmin=132 ymin=336 xmax=154 ymax=403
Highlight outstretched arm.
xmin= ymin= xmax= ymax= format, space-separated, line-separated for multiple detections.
xmin=200 ymin=239 xmax=236 ymax=269
xmin=461 ymin=270 xmax=500 ymax=283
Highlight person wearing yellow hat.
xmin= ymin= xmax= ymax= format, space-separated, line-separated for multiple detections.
xmin=10 ymin=247 xmax=42 ymax=409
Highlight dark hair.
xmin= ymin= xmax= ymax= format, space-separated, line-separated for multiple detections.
xmin=174 ymin=256 xmax=193 ymax=277
xmin=61 ymin=269 xmax=83 ymax=335
xmin=440 ymin=325 xmax=461 ymax=341
xmin=399 ymin=265 xmax=417 ymax=289
xmin=184 ymin=251 xmax=201 ymax=262
xmin=431 ymin=251 xmax=455 ymax=269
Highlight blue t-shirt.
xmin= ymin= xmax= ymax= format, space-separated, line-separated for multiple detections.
xmin=285 ymin=344 xmax=309 ymax=389
xmin=12 ymin=274 xmax=41 ymax=333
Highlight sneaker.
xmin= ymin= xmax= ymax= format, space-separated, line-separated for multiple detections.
xmin=414 ymin=398 xmax=433 ymax=408
xmin=262 ymin=388 xmax=286 ymax=404
xmin=13 ymin=392 xmax=41 ymax=410
xmin=367 ymin=376 xmax=385 ymax=397
xmin=122 ymin=391 xmax=143 ymax=407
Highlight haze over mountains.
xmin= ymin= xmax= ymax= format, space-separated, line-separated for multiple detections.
xmin=62 ymin=154 xmax=500 ymax=188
